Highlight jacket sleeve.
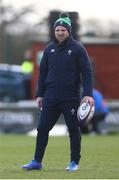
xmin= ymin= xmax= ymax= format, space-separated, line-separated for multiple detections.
xmin=36 ymin=48 xmax=48 ymax=97
xmin=78 ymin=44 xmax=93 ymax=97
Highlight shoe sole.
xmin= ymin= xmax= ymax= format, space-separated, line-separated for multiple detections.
xmin=66 ymin=167 xmax=79 ymax=171
xmin=21 ymin=166 xmax=42 ymax=171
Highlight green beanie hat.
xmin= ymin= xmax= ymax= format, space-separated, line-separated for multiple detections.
xmin=54 ymin=12 xmax=71 ymax=33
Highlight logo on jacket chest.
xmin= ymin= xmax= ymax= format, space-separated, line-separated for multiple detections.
xmin=50 ymin=49 xmax=55 ymax=53
xmin=67 ymin=50 xmax=72 ymax=55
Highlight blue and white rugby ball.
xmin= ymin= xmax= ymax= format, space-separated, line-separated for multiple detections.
xmin=77 ymin=101 xmax=95 ymax=124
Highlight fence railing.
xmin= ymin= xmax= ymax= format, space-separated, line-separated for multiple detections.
xmin=0 ymin=100 xmax=119 ymax=134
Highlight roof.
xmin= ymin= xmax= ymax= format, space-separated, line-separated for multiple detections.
xmin=29 ymin=34 xmax=119 ymax=45
xmin=81 ymin=37 xmax=119 ymax=45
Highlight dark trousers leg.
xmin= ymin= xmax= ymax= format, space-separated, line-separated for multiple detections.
xmin=34 ymin=99 xmax=61 ymax=163
xmin=34 ymin=129 xmax=48 ymax=163
xmin=62 ymin=100 xmax=81 ymax=165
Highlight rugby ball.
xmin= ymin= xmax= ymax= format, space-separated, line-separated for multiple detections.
xmin=77 ymin=101 xmax=95 ymax=124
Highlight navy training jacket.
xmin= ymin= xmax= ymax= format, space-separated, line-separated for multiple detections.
xmin=36 ymin=36 xmax=93 ymax=100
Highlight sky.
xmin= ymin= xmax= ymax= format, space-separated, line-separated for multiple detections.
xmin=3 ymin=0 xmax=119 ymax=23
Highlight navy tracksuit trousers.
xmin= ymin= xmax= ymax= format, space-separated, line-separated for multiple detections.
xmin=34 ymin=98 xmax=81 ymax=165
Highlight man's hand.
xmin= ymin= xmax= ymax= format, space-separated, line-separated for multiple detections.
xmin=36 ymin=97 xmax=43 ymax=109
xmin=81 ymin=96 xmax=95 ymax=106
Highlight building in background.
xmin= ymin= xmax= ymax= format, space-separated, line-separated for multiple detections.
xmin=30 ymin=38 xmax=119 ymax=100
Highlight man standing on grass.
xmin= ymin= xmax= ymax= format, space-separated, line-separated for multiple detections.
xmin=21 ymin=12 xmax=94 ymax=171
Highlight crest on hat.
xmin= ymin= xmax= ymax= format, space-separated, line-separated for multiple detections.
xmin=60 ymin=21 xmax=63 ymax=25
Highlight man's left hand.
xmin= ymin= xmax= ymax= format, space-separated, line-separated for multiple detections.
xmin=81 ymin=96 xmax=95 ymax=106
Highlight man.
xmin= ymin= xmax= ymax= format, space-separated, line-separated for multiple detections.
xmin=21 ymin=12 xmax=94 ymax=171
xmin=81 ymin=88 xmax=109 ymax=134
xmin=21 ymin=53 xmax=34 ymax=99
xmin=90 ymin=89 xmax=109 ymax=134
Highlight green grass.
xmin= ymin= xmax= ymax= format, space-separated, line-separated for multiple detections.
xmin=0 ymin=134 xmax=119 ymax=179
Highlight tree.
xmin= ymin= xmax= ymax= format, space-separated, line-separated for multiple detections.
xmin=0 ymin=0 xmax=35 ymax=64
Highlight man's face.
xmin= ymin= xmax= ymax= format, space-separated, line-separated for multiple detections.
xmin=55 ymin=26 xmax=69 ymax=44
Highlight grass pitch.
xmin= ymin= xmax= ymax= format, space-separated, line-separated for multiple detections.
xmin=0 ymin=133 xmax=119 ymax=179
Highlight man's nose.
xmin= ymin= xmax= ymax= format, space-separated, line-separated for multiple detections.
xmin=58 ymin=30 xmax=63 ymax=35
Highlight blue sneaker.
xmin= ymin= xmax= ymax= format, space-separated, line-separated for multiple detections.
xmin=66 ymin=161 xmax=79 ymax=171
xmin=21 ymin=160 xmax=42 ymax=170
